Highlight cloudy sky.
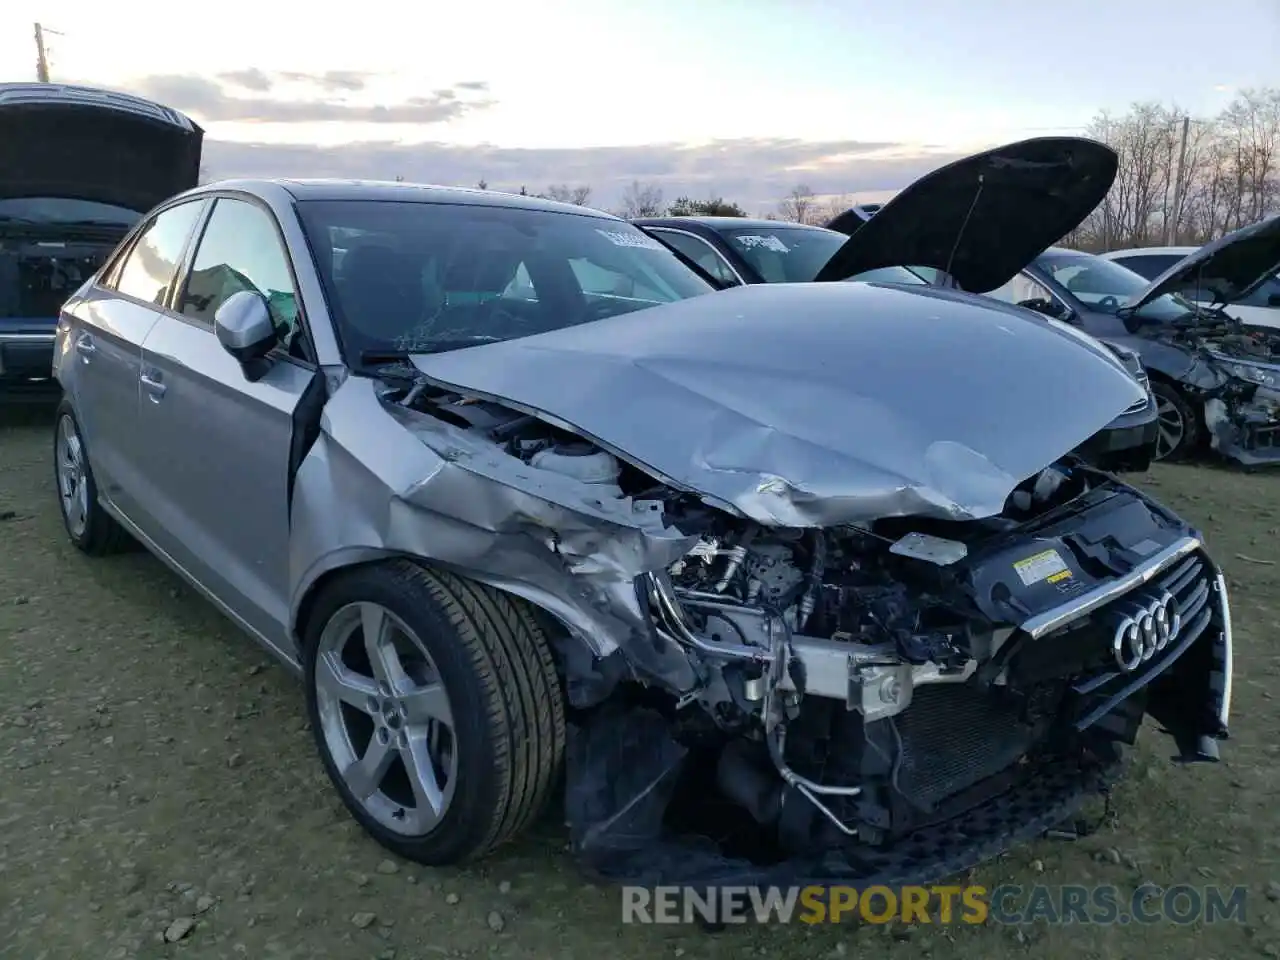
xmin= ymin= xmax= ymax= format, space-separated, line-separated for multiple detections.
xmin=4 ymin=0 xmax=1278 ymax=212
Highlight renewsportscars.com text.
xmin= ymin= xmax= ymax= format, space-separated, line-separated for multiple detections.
xmin=621 ymin=883 xmax=1248 ymax=925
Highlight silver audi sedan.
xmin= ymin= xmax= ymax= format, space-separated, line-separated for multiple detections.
xmin=51 ymin=178 xmax=1231 ymax=885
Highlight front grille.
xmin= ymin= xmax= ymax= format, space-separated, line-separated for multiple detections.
xmin=1069 ymin=550 xmax=1215 ymax=729
xmin=894 ymin=685 xmax=1035 ymax=809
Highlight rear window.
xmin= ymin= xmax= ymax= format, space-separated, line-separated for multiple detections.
xmin=295 ymin=199 xmax=713 ymax=360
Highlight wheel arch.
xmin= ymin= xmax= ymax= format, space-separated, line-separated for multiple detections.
xmin=291 ymin=549 xmax=600 ymax=673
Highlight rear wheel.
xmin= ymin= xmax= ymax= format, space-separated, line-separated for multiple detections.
xmin=1150 ymin=380 xmax=1201 ymax=462
xmin=302 ymin=560 xmax=565 ymax=865
xmin=52 ymin=399 xmax=131 ymax=555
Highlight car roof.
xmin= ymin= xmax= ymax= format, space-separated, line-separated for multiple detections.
xmin=187 ymin=178 xmax=621 ymax=219
xmin=634 ymin=216 xmax=835 ymax=231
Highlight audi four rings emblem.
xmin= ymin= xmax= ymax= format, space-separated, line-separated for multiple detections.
xmin=1112 ymin=591 xmax=1181 ymax=672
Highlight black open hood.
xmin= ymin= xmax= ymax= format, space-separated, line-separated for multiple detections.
xmin=1126 ymin=213 xmax=1280 ymax=312
xmin=0 ymin=83 xmax=203 ymax=213
xmin=814 ymin=137 xmax=1119 ymax=293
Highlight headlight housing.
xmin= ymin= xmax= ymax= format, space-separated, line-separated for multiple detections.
xmin=1213 ymin=355 xmax=1280 ymax=387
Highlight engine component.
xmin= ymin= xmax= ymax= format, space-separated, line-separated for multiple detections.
xmin=530 ymin=442 xmax=621 ymax=484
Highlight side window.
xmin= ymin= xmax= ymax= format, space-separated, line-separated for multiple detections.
xmin=178 ymin=198 xmax=301 ymax=345
xmin=1114 ymin=254 xmax=1181 ymax=282
xmin=110 ymin=201 xmax=205 ymax=305
xmin=985 ymin=271 xmax=1055 ymax=306
xmin=649 ymin=230 xmax=740 ymax=286
xmin=568 ymin=258 xmax=665 ymax=300
xmin=1237 ymin=274 xmax=1280 ymax=308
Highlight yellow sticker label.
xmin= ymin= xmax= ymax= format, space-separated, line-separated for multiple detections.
xmin=1013 ymin=548 xmax=1070 ymax=586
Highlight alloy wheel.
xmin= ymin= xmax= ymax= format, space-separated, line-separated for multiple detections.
xmin=313 ymin=602 xmax=458 ymax=836
xmin=56 ymin=414 xmax=89 ymax=538
xmin=1154 ymin=395 xmax=1186 ymax=461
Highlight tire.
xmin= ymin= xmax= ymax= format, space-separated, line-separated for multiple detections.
xmin=302 ymin=560 xmax=566 ymax=865
xmin=1150 ymin=380 xmax=1201 ymax=462
xmin=52 ymin=398 xmax=131 ymax=555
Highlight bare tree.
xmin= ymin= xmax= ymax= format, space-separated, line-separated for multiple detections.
xmin=476 ymin=178 xmax=488 ymax=190
xmin=1067 ymin=87 xmax=1280 ymax=251
xmin=544 ymin=184 xmax=593 ymax=206
xmin=618 ymin=180 xmax=665 ymax=218
xmin=778 ymin=184 xmax=818 ymax=224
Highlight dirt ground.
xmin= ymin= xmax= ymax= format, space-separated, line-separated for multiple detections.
xmin=2 ymin=401 xmax=1278 ymax=960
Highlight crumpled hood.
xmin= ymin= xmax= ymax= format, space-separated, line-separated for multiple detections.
xmin=815 ymin=137 xmax=1119 ymax=293
xmin=0 ymin=82 xmax=203 ymax=212
xmin=409 ymin=281 xmax=1144 ymax=527
xmin=1127 ymin=212 xmax=1280 ymax=312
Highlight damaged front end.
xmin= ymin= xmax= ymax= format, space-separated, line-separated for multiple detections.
xmin=572 ymin=464 xmax=1231 ymax=886
xmin=1202 ymin=338 xmax=1280 ymax=465
xmin=352 ymin=354 xmax=1231 ymax=888
xmin=1153 ymin=321 xmax=1280 ymax=465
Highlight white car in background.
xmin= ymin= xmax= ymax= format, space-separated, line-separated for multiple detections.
xmin=1100 ymin=246 xmax=1280 ymax=329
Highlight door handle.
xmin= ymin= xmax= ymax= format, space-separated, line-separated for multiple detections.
xmin=74 ymin=333 xmax=96 ymax=360
xmin=139 ymin=371 xmax=167 ymax=401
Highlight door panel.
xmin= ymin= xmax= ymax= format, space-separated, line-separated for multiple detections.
xmin=63 ymin=294 xmax=162 ymax=516
xmin=59 ymin=199 xmax=206 ymax=520
xmin=133 ymin=195 xmax=311 ymax=649
xmin=135 ymin=316 xmax=311 ymax=644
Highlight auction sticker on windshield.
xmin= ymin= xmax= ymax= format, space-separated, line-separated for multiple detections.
xmin=733 ymin=235 xmax=790 ymax=253
xmin=1013 ymin=548 xmax=1072 ymax=586
xmin=596 ymin=229 xmax=665 ymax=250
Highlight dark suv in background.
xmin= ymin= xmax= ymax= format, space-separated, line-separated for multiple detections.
xmin=0 ymin=83 xmax=202 ymax=400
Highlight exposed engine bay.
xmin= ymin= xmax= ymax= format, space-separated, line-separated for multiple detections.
xmin=1150 ymin=316 xmax=1280 ymax=464
xmin=379 ymin=370 xmax=1232 ymax=884
xmin=0 ymin=237 xmax=117 ymax=320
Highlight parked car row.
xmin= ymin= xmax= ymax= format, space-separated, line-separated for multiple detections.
xmin=4 ymin=82 xmax=1236 ymax=892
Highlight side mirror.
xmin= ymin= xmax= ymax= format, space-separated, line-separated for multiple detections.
xmin=215 ymin=290 xmax=279 ymax=382
xmin=1017 ymin=297 xmax=1068 ymax=320
xmin=1268 ymin=292 xmax=1280 ymax=308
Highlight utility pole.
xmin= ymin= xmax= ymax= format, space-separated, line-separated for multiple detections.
xmin=34 ymin=22 xmax=50 ymax=81
xmin=1100 ymin=115 xmax=1112 ymax=251
xmin=1167 ymin=114 xmax=1191 ymax=245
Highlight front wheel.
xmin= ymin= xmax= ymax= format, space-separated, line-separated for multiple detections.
xmin=303 ymin=560 xmax=566 ymax=865
xmin=1150 ymin=380 xmax=1201 ymax=462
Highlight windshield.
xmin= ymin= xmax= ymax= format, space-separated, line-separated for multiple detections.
xmin=0 ymin=196 xmax=140 ymax=227
xmin=1036 ymin=250 xmax=1198 ymax=322
xmin=296 ymin=199 xmax=714 ymax=360
xmin=716 ymin=226 xmax=848 ymax=282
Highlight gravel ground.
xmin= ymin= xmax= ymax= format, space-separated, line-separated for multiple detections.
xmin=2 ymin=402 xmax=1278 ymax=959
